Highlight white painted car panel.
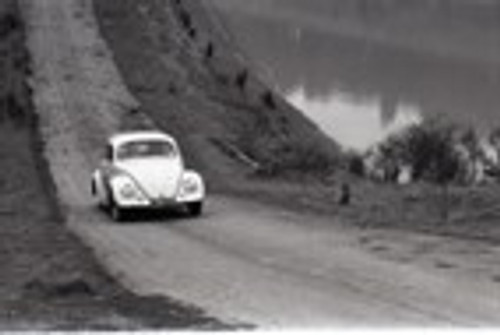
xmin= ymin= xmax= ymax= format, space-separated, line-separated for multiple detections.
xmin=115 ymin=157 xmax=183 ymax=200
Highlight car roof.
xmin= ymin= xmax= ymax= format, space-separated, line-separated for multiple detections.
xmin=109 ymin=131 xmax=177 ymax=147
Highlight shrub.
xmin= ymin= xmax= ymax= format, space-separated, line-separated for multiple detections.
xmin=378 ymin=119 xmax=461 ymax=184
xmin=347 ymin=153 xmax=365 ymax=177
xmin=204 ymin=41 xmax=214 ymax=60
xmin=252 ymin=137 xmax=337 ymax=176
xmin=234 ymin=69 xmax=248 ymax=92
xmin=0 ymin=12 xmax=20 ymax=38
xmin=261 ymin=90 xmax=276 ymax=110
xmin=187 ymin=27 xmax=197 ymax=39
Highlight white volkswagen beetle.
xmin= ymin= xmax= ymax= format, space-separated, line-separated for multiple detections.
xmin=91 ymin=130 xmax=205 ymax=221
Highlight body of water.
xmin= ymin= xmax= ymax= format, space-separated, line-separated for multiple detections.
xmin=211 ymin=0 xmax=500 ymax=152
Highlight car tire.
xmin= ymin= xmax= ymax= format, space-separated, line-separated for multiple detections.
xmin=186 ymin=201 xmax=203 ymax=217
xmin=110 ymin=204 xmax=128 ymax=222
xmin=109 ymin=192 xmax=127 ymax=222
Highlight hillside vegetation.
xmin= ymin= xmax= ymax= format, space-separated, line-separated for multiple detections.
xmin=93 ymin=0 xmax=341 ymax=189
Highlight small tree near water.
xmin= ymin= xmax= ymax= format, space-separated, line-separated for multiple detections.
xmin=379 ymin=119 xmax=462 ymax=221
xmin=380 ymin=120 xmax=461 ymax=184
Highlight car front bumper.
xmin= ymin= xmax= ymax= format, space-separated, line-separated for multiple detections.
xmin=116 ymin=195 xmax=203 ymax=209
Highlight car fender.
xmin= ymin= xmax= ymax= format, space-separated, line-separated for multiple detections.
xmin=176 ymin=169 xmax=205 ymax=202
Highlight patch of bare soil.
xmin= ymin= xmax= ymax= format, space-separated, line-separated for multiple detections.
xmin=0 ymin=0 xmax=234 ymax=330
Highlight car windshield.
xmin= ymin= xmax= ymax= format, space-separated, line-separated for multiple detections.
xmin=116 ymin=140 xmax=176 ymax=160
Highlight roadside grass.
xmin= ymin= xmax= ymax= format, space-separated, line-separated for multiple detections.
xmin=250 ymin=174 xmax=500 ymax=243
xmin=339 ymin=180 xmax=500 ymax=243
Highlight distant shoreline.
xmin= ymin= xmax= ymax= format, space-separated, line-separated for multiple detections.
xmin=211 ymin=0 xmax=500 ymax=66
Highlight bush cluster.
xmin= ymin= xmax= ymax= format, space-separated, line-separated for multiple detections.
xmin=379 ymin=120 xmax=460 ymax=184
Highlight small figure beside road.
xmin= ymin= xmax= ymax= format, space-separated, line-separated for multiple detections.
xmin=339 ymin=182 xmax=351 ymax=206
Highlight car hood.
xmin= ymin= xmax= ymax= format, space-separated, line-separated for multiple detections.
xmin=115 ymin=158 xmax=183 ymax=199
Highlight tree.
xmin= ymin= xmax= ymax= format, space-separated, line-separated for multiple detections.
xmin=378 ymin=119 xmax=463 ymax=222
xmin=380 ymin=120 xmax=461 ymax=184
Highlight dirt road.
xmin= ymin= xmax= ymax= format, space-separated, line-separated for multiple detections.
xmin=22 ymin=0 xmax=500 ymax=329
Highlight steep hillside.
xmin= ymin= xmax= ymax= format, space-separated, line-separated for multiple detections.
xmin=0 ymin=0 xmax=236 ymax=329
xmin=93 ymin=0 xmax=341 ymax=192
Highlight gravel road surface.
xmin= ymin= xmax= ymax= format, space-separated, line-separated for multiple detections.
xmin=22 ymin=0 xmax=500 ymax=329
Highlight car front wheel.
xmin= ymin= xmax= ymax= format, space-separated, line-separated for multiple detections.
xmin=186 ymin=201 xmax=203 ymax=217
xmin=110 ymin=203 xmax=127 ymax=222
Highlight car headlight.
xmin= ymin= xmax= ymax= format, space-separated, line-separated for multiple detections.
xmin=182 ymin=176 xmax=199 ymax=194
xmin=113 ymin=176 xmax=145 ymax=201
xmin=120 ymin=182 xmax=141 ymax=199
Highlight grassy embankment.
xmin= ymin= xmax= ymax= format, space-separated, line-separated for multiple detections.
xmin=93 ymin=0 xmax=341 ymax=187
xmin=94 ymin=0 xmax=500 ymax=242
xmin=0 ymin=0 xmax=233 ymax=329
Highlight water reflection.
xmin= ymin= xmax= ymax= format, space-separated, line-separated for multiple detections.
xmin=212 ymin=0 xmax=500 ymax=151
xmin=287 ymin=87 xmax=421 ymax=152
